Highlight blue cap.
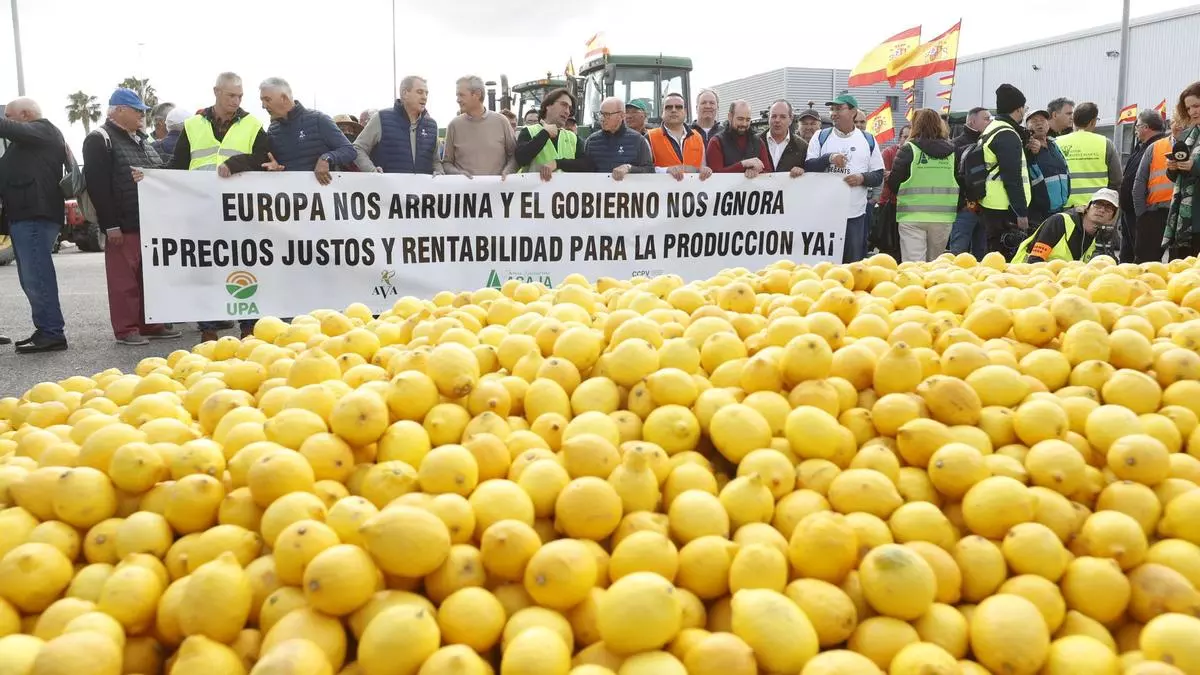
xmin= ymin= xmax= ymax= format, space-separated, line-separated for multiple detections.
xmin=109 ymin=88 xmax=150 ymax=111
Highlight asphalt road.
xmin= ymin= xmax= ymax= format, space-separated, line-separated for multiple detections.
xmin=1 ymin=245 xmax=195 ymax=398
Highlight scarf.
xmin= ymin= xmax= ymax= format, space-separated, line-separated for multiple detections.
xmin=1165 ymin=125 xmax=1200 ymax=246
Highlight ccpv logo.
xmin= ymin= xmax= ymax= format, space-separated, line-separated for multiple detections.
xmin=225 ymin=270 xmax=259 ymax=316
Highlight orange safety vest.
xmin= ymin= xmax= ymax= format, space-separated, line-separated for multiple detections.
xmin=1146 ymin=136 xmax=1175 ymax=208
xmin=648 ymin=126 xmax=705 ymax=169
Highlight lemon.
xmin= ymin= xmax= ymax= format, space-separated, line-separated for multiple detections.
xmin=523 ymin=539 xmax=598 ymax=611
xmin=1024 ymin=439 xmax=1087 ymax=496
xmin=797 ymin=650 xmax=883 ymax=674
xmin=1127 ymin=563 xmax=1200 ymax=623
xmin=1060 ymin=556 xmax=1131 ymax=624
xmin=360 ymin=505 xmax=451 ymax=577
xmin=1140 ymin=613 xmax=1200 ymax=674
xmin=888 ymin=642 xmax=959 ymax=674
xmin=681 ymin=632 xmax=756 ymax=675
xmin=302 ymin=544 xmax=377 ymax=617
xmin=708 ymin=404 xmax=772 ymax=464
xmin=0 ymin=543 xmax=74 ymax=613
xmin=969 ymin=594 xmax=1050 ymax=675
xmin=954 ymin=535 xmax=1008 ymax=603
xmin=178 ymin=552 xmax=251 ymax=644
xmin=1107 ymin=433 xmax=1171 ymax=486
xmin=926 ymin=442 xmax=988 ymax=500
xmin=31 ymin=631 xmax=122 ymax=675
xmin=847 ymin=615 xmax=918 ymax=669
xmin=827 ymin=469 xmax=902 ymax=519
xmin=1002 ymin=522 xmax=1068 ymax=581
xmin=731 ymin=588 xmax=819 ymax=673
xmin=554 ymin=477 xmax=623 ymax=541
xmin=598 ymin=572 xmax=682 ymax=655
xmin=961 ymin=476 xmax=1034 ymax=539
xmin=171 ymin=635 xmax=246 ymax=675
xmin=785 ymin=578 xmax=858 ymax=648
xmin=609 ymin=531 xmax=678 ymax=582
xmin=788 ymin=512 xmax=857 ymax=584
xmin=501 ymin=625 xmax=571 ymax=675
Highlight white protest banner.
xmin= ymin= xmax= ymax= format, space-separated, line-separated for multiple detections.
xmin=139 ymin=170 xmax=851 ymax=323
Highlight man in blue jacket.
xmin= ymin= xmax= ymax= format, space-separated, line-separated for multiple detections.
xmin=248 ymin=77 xmax=356 ymax=184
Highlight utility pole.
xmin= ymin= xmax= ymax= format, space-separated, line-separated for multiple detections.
xmin=1113 ymin=0 xmax=1131 ymax=153
xmin=11 ymin=0 xmax=25 ymax=95
xmin=391 ymin=0 xmax=398 ymax=96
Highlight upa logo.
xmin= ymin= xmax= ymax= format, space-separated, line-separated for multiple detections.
xmin=225 ymin=270 xmax=259 ymax=316
xmin=373 ymin=269 xmax=398 ymax=298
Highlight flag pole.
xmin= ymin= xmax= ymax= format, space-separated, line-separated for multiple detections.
xmin=1114 ymin=0 xmax=1131 ymax=153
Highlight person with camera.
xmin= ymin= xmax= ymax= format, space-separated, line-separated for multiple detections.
xmin=1163 ymin=82 xmax=1200 ymax=259
xmin=1011 ymin=188 xmax=1120 ymax=263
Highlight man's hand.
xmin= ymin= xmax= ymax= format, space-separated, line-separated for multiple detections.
xmin=107 ymin=228 xmax=124 ymax=246
xmin=667 ymin=165 xmax=685 ymax=181
xmin=699 ymin=166 xmax=713 ymax=181
xmin=500 ymin=169 xmax=510 ymax=182
xmin=262 ymin=152 xmax=285 ymax=171
xmin=745 ymin=167 xmax=761 ymax=179
xmin=217 ymin=164 xmax=232 ymax=178
xmin=741 ymin=157 xmax=764 ymax=172
xmin=131 ymin=168 xmax=145 ymax=183
xmin=1026 ymin=137 xmax=1044 ymax=154
xmin=543 ymin=123 xmax=558 ymax=139
xmin=844 ymin=173 xmax=865 ymax=187
xmin=612 ymin=164 xmax=631 ymax=181
xmin=539 ymin=162 xmax=556 ymax=182
xmin=314 ymin=158 xmax=332 ymax=186
xmin=374 ymin=167 xmax=384 ymax=173
xmin=1173 ymin=158 xmax=1195 ymax=173
xmin=789 ymin=166 xmax=805 ymax=178
xmin=830 ymin=153 xmax=848 ymax=169
xmin=1016 ymin=216 xmax=1030 ymax=231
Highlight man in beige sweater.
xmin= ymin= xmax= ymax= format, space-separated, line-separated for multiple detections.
xmin=439 ymin=75 xmax=518 ymax=177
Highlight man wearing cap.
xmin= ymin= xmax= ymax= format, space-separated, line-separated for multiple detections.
xmin=1024 ymin=108 xmax=1071 ymax=227
xmin=84 ymin=88 xmax=183 ymax=346
xmin=804 ymin=94 xmax=886 ymax=263
xmin=334 ymin=115 xmax=363 ymax=143
xmin=1117 ymin=110 xmax=1168 ymax=263
xmin=797 ymin=107 xmax=822 ymax=143
xmin=154 ymin=107 xmax=190 ymax=160
xmin=626 ymin=99 xmax=650 ymax=136
xmin=354 ymin=75 xmax=439 ymax=175
xmin=1011 ymin=189 xmax=1120 ymax=263
xmin=761 ymin=99 xmax=806 ymax=177
xmin=1056 ymin=103 xmax=1123 ymax=213
xmin=978 ymin=84 xmax=1033 ymax=257
xmin=0 ymin=97 xmax=70 ymax=353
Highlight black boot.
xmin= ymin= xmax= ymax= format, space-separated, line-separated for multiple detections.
xmin=15 ymin=332 xmax=68 ymax=354
xmin=0 ymin=335 xmax=9 ymax=345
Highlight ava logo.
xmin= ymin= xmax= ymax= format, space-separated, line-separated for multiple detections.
xmin=225 ymin=270 xmax=259 ymax=316
xmin=373 ymin=269 xmax=398 ymax=298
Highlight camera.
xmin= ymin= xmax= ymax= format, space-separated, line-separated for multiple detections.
xmin=1170 ymin=141 xmax=1191 ymax=162
xmin=999 ymin=227 xmax=1026 ymax=261
xmin=1088 ymin=220 xmax=1122 ymax=261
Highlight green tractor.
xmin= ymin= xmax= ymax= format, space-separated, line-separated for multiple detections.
xmin=510 ymin=76 xmax=571 ymax=122
xmin=572 ymin=54 xmax=693 ymax=136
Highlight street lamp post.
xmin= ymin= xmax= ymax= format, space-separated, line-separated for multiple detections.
xmin=11 ymin=0 xmax=25 ymax=96
xmin=391 ymin=0 xmax=397 ymax=96
xmin=1113 ymin=0 xmax=1131 ymax=153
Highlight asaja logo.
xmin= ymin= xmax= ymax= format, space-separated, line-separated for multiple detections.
xmin=486 ymin=268 xmax=552 ymax=289
xmin=225 ymin=270 xmax=260 ymax=316
xmin=226 ymin=271 xmax=258 ymax=299
xmin=373 ymin=269 xmax=398 ymax=298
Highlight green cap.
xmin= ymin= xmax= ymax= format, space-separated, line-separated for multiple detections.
xmin=626 ymin=98 xmax=650 ymax=112
xmin=825 ymin=94 xmax=859 ymax=109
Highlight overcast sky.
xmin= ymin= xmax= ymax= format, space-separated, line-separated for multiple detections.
xmin=0 ymin=0 xmax=1194 ymax=155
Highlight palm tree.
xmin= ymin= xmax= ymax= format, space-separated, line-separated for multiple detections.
xmin=117 ymin=76 xmax=159 ymax=127
xmin=64 ymin=91 xmax=101 ymax=134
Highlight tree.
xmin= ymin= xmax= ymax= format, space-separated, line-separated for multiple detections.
xmin=117 ymin=76 xmax=159 ymax=127
xmin=64 ymin=91 xmax=101 ymax=134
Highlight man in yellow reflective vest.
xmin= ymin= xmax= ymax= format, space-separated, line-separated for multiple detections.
xmin=1012 ymin=188 xmax=1120 ymax=263
xmin=978 ymin=84 xmax=1032 ymax=257
xmin=514 ymin=88 xmax=590 ymax=181
xmin=1055 ymin=102 xmax=1122 ymax=209
xmin=168 ymin=72 xmax=270 ymax=342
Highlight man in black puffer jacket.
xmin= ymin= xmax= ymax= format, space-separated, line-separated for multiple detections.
xmin=0 ymin=97 xmax=69 ymax=353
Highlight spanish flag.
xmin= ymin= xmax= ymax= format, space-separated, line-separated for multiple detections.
xmin=866 ymin=102 xmax=895 ymax=143
xmin=848 ymin=26 xmax=922 ymax=87
xmin=888 ymin=21 xmax=962 ymax=83
xmin=905 ymin=92 xmax=915 ymax=105
xmin=565 ymin=58 xmax=576 ymax=77
xmin=906 ymin=108 xmax=914 ymax=122
xmin=1118 ymin=103 xmax=1138 ymax=125
xmin=936 ymin=90 xmax=952 ymax=100
xmin=584 ymin=32 xmax=608 ymax=60
xmin=938 ymin=74 xmax=955 ymax=86
xmin=1154 ymin=99 xmax=1168 ymax=119
xmin=941 ymin=104 xmax=951 ymax=114
xmin=901 ymin=80 xmax=916 ymax=91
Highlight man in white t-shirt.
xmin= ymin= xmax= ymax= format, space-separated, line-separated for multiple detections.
xmin=804 ymin=93 xmax=886 ymax=263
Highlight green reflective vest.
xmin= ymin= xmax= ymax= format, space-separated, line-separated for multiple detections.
xmin=1056 ymin=130 xmax=1109 ymax=207
xmin=1011 ymin=211 xmax=1097 ymax=263
xmin=184 ymin=114 xmax=262 ymax=170
xmin=980 ymin=120 xmax=1032 ymax=212
xmin=518 ymin=124 xmax=578 ymax=172
xmin=896 ymin=142 xmax=959 ymax=224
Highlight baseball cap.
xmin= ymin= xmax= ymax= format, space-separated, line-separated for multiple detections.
xmin=166 ymin=107 xmax=192 ymax=128
xmin=1089 ymin=188 xmax=1120 ymax=209
xmin=625 ymin=98 xmax=650 ymax=112
xmin=1026 ymin=108 xmax=1050 ymax=122
xmin=825 ymin=94 xmax=859 ymax=109
xmin=798 ymin=108 xmax=822 ymax=121
xmin=109 ymin=88 xmax=150 ymax=111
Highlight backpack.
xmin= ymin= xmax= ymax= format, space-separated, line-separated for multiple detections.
xmin=66 ymin=127 xmax=111 ymax=226
xmin=957 ymin=126 xmax=1010 ymax=204
xmin=816 ymin=127 xmax=876 ymax=157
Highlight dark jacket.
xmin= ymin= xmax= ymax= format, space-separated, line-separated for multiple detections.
xmin=1122 ymin=132 xmax=1166 ymax=212
xmin=372 ymin=103 xmax=439 ymax=174
xmin=691 ymin=121 xmax=721 ymax=147
xmin=986 ymin=115 xmax=1031 ymax=218
xmin=153 ymin=129 xmax=181 ymax=161
xmin=761 ymin=131 xmax=808 ymax=173
xmin=0 ymin=118 xmax=67 ymax=227
xmin=266 ymin=102 xmax=356 ymax=172
xmin=953 ymin=125 xmax=982 ymax=152
xmin=582 ymin=125 xmax=654 ymax=174
xmin=171 ymin=107 xmax=270 ymax=174
xmin=82 ymin=120 xmax=164 ymax=234
xmin=885 ymin=138 xmax=958 ymax=194
xmin=709 ymin=129 xmax=771 ymax=174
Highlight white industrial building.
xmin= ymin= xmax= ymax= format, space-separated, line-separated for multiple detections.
xmin=710 ymin=5 xmax=1200 ymax=146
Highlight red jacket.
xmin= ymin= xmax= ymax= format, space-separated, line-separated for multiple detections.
xmin=707 ymin=132 xmax=771 ymax=173
xmin=879 ymin=144 xmax=901 ymax=204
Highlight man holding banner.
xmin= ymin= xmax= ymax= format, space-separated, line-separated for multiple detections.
xmin=581 ymin=97 xmax=654 ymax=180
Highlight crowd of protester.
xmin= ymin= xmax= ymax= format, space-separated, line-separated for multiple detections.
xmin=1 ymin=71 xmax=1199 ymax=353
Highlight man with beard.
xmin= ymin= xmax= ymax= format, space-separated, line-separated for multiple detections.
xmin=797 ymin=106 xmax=822 ymax=143
xmin=515 ymin=88 xmax=591 ymax=180
xmin=761 ymin=99 xmax=806 ymax=176
xmin=580 ymin=97 xmax=654 ymax=180
xmin=691 ymin=89 xmax=721 ymax=147
xmin=649 ymin=92 xmax=712 ymax=181
xmin=804 ymin=94 xmax=885 ymax=263
xmin=706 ymin=100 xmax=770 ymax=176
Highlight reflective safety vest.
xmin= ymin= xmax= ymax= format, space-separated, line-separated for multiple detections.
xmin=1011 ymin=211 xmax=1097 ymax=263
xmin=1057 ymin=130 xmax=1109 ymax=207
xmin=647 ymin=126 xmax=704 ymax=170
xmin=980 ymin=120 xmax=1032 ymax=212
xmin=518 ymin=124 xmax=577 ymax=172
xmin=1146 ymin=135 xmax=1175 ymax=208
xmin=184 ymin=114 xmax=262 ymax=171
xmin=896 ymin=142 xmax=959 ymax=224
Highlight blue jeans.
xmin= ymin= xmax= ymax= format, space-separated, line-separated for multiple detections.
xmin=10 ymin=218 xmax=65 ymax=339
xmin=947 ymin=208 xmax=987 ymax=258
xmin=843 ymin=214 xmax=869 ymax=263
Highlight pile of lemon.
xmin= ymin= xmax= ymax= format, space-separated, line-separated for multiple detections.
xmin=3 ymin=252 xmax=1200 ymax=675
